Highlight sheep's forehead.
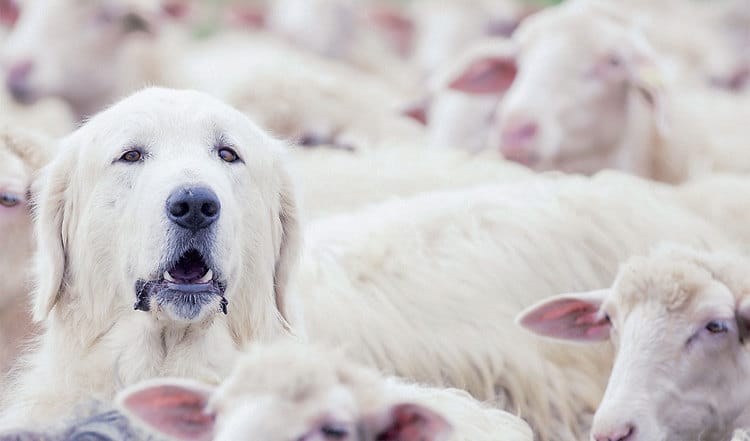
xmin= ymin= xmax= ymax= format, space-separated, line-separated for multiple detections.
xmin=0 ymin=144 xmax=29 ymax=187
xmin=608 ymin=257 xmax=734 ymax=322
xmin=517 ymin=4 xmax=627 ymax=59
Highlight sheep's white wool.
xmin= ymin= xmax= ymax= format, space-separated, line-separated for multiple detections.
xmin=117 ymin=342 xmax=533 ymax=441
xmin=519 ymin=245 xmax=750 ymax=441
xmin=290 ymin=171 xmax=734 ymax=441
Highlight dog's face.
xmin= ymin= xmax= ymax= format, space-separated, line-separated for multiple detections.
xmin=33 ymin=88 xmax=300 ymax=338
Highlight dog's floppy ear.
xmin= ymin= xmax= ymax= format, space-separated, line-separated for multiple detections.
xmin=272 ymin=156 xmax=302 ymax=326
xmin=32 ymin=140 xmax=77 ymax=322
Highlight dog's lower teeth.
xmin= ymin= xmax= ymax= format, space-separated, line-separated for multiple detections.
xmin=197 ymin=269 xmax=213 ymax=284
xmin=164 ymin=271 xmax=177 ymax=283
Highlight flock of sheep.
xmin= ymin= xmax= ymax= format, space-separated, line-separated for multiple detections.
xmin=0 ymin=0 xmax=749 ymax=440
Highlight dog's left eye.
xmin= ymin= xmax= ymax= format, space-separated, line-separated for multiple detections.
xmin=218 ymin=147 xmax=240 ymax=163
xmin=119 ymin=150 xmax=142 ymax=162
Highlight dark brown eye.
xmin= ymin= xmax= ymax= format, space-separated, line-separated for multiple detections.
xmin=0 ymin=194 xmax=21 ymax=207
xmin=218 ymin=147 xmax=240 ymax=163
xmin=119 ymin=150 xmax=142 ymax=162
xmin=705 ymin=320 xmax=729 ymax=334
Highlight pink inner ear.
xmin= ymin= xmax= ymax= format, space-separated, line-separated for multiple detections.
xmin=378 ymin=403 xmax=452 ymax=441
xmin=0 ymin=0 xmax=20 ymax=26
xmin=122 ymin=385 xmax=215 ymax=441
xmin=519 ymin=297 xmax=610 ymax=342
xmin=448 ymin=57 xmax=517 ymax=95
xmin=401 ymin=101 xmax=428 ymax=125
xmin=368 ymin=7 xmax=414 ymax=56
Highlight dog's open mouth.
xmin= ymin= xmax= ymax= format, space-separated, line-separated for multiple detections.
xmin=134 ymin=248 xmax=227 ymax=322
xmin=163 ymin=249 xmax=214 ymax=284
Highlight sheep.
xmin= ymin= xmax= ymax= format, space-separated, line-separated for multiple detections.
xmin=286 ymin=170 xmax=742 ymax=441
xmin=416 ymin=37 xmax=518 ymax=152
xmin=407 ymin=0 xmax=526 ymax=77
xmin=288 ymin=146 xmax=531 ymax=220
xmin=430 ymin=0 xmax=750 ymax=182
xmin=517 ymin=245 xmax=750 ymax=441
xmin=0 ymin=0 xmax=423 ymax=149
xmin=263 ymin=0 xmax=419 ymax=89
xmin=117 ymin=341 xmax=533 ymax=441
xmin=0 ymin=124 xmax=53 ymax=385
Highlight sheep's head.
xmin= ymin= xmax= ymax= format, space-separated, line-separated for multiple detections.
xmin=445 ymin=1 xmax=667 ymax=174
xmin=517 ymin=246 xmax=750 ymax=441
xmin=0 ymin=0 xmax=168 ymax=118
xmin=118 ymin=343 xmax=453 ymax=441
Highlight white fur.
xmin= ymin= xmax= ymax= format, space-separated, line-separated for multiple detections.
xmin=288 ymin=146 xmax=531 ymax=220
xmin=0 ymin=124 xmax=53 ymax=386
xmin=0 ymin=88 xmax=301 ymax=428
xmin=522 ymin=245 xmax=750 ymax=441
xmin=290 ymin=171 xmax=735 ymax=441
xmin=1 ymin=0 xmax=422 ymax=149
xmin=118 ymin=342 xmax=534 ymax=441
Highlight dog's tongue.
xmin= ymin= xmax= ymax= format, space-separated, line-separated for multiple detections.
xmin=169 ymin=250 xmax=208 ymax=281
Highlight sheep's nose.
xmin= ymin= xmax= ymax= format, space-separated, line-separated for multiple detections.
xmin=593 ymin=424 xmax=635 ymax=441
xmin=5 ymin=60 xmax=35 ymax=103
xmin=500 ymin=120 xmax=538 ymax=147
xmin=166 ymin=187 xmax=221 ymax=231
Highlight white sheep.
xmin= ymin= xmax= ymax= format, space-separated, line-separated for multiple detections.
xmin=517 ymin=245 xmax=750 ymax=441
xmin=263 ymin=0 xmax=419 ymax=89
xmin=1 ymin=0 xmax=423 ymax=149
xmin=0 ymin=124 xmax=54 ymax=385
xmin=288 ymin=146 xmax=531 ymax=220
xmin=118 ymin=341 xmax=533 ymax=441
xmin=286 ymin=170 xmax=739 ymax=441
xmin=417 ymin=37 xmax=518 ymax=152
xmin=424 ymin=0 xmax=750 ymax=182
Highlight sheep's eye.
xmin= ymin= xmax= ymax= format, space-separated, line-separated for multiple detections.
xmin=607 ymin=55 xmax=622 ymax=67
xmin=705 ymin=320 xmax=729 ymax=334
xmin=119 ymin=150 xmax=142 ymax=162
xmin=321 ymin=424 xmax=349 ymax=439
xmin=218 ymin=147 xmax=240 ymax=163
xmin=604 ymin=313 xmax=611 ymax=323
xmin=0 ymin=194 xmax=21 ymax=207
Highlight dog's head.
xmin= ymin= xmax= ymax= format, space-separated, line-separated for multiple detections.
xmin=32 ymin=87 xmax=300 ymax=340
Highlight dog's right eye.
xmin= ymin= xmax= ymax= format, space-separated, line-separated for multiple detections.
xmin=119 ymin=150 xmax=142 ymax=162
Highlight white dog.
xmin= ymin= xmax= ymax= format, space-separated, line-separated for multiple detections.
xmin=0 ymin=87 xmax=301 ymax=428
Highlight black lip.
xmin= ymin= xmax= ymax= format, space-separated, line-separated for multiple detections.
xmin=134 ymin=279 xmax=228 ymax=319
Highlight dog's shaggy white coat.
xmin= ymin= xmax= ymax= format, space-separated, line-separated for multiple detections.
xmin=0 ymin=88 xmax=301 ymax=428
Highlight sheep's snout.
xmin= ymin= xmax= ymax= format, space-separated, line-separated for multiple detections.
xmin=591 ymin=423 xmax=635 ymax=441
xmin=5 ymin=59 xmax=35 ymax=104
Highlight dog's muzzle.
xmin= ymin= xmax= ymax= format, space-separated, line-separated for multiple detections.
xmin=134 ymin=247 xmax=227 ymax=322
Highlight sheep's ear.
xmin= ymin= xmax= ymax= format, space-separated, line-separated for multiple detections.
xmin=362 ymin=403 xmax=453 ymax=441
xmin=116 ymin=379 xmax=216 ymax=441
xmin=448 ymin=55 xmax=517 ymax=95
xmin=625 ymin=30 xmax=669 ymax=136
xmin=272 ymin=155 xmax=302 ymax=327
xmin=32 ymin=141 xmax=76 ymax=322
xmin=516 ymin=289 xmax=611 ymax=342
xmin=0 ymin=0 xmax=19 ymax=26
xmin=401 ymin=97 xmax=430 ymax=125
xmin=367 ymin=6 xmax=414 ymax=56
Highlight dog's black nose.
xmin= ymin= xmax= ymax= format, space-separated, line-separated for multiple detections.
xmin=166 ymin=187 xmax=221 ymax=230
